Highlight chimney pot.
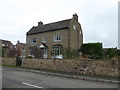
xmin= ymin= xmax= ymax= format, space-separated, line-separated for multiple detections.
xmin=38 ymin=21 xmax=43 ymax=26
xmin=73 ymin=13 xmax=78 ymax=21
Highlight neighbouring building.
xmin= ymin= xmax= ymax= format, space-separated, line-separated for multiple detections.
xmin=0 ymin=39 xmax=16 ymax=57
xmin=15 ymin=41 xmax=26 ymax=58
xmin=26 ymin=14 xmax=83 ymax=59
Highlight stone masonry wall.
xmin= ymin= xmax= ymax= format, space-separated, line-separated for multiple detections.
xmin=22 ymin=59 xmax=119 ymax=77
xmin=1 ymin=58 xmax=119 ymax=77
xmin=2 ymin=58 xmax=16 ymax=66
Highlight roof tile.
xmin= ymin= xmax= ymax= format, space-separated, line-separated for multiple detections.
xmin=27 ymin=19 xmax=71 ymax=35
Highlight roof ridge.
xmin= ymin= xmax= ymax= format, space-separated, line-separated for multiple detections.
xmin=27 ymin=18 xmax=71 ymax=35
xmin=43 ymin=19 xmax=71 ymax=26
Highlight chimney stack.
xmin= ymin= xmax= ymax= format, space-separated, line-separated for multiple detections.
xmin=73 ymin=13 xmax=78 ymax=21
xmin=38 ymin=21 xmax=43 ymax=26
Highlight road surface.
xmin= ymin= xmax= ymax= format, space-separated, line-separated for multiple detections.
xmin=2 ymin=66 xmax=119 ymax=88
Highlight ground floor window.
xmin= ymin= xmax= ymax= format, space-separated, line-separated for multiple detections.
xmin=52 ymin=44 xmax=62 ymax=59
xmin=29 ymin=46 xmax=37 ymax=57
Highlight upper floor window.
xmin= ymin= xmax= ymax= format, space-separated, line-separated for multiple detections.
xmin=54 ymin=34 xmax=62 ymax=42
xmin=31 ymin=38 xmax=36 ymax=44
xmin=80 ymin=30 xmax=82 ymax=35
xmin=73 ymin=25 xmax=76 ymax=30
xmin=42 ymin=37 xmax=47 ymax=43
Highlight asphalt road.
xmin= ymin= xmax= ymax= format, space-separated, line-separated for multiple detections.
xmin=2 ymin=66 xmax=119 ymax=89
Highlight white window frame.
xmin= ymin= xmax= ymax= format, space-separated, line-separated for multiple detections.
xmin=80 ymin=30 xmax=82 ymax=35
xmin=54 ymin=34 xmax=62 ymax=42
xmin=52 ymin=45 xmax=63 ymax=59
xmin=73 ymin=25 xmax=76 ymax=30
xmin=42 ymin=37 xmax=47 ymax=43
xmin=52 ymin=45 xmax=62 ymax=56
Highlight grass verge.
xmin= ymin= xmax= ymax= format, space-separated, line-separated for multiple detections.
xmin=2 ymin=64 xmax=16 ymax=67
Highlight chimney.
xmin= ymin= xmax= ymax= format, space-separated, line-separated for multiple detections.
xmin=17 ymin=40 xmax=20 ymax=43
xmin=38 ymin=21 xmax=43 ymax=26
xmin=73 ymin=13 xmax=78 ymax=21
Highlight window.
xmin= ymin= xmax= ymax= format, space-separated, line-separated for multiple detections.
xmin=31 ymin=38 xmax=36 ymax=44
xmin=42 ymin=37 xmax=47 ymax=43
xmin=52 ymin=44 xmax=62 ymax=56
xmin=54 ymin=34 xmax=62 ymax=41
xmin=73 ymin=25 xmax=76 ymax=30
xmin=29 ymin=46 xmax=37 ymax=57
xmin=80 ymin=30 xmax=82 ymax=35
xmin=29 ymin=48 xmax=33 ymax=55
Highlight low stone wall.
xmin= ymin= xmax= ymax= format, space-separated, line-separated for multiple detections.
xmin=22 ymin=59 xmax=119 ymax=77
xmin=2 ymin=58 xmax=16 ymax=66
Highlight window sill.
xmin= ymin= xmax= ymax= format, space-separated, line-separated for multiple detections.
xmin=54 ymin=40 xmax=61 ymax=42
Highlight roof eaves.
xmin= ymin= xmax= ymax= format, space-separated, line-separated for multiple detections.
xmin=27 ymin=27 xmax=69 ymax=35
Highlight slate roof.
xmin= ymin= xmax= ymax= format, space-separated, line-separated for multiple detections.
xmin=1 ymin=40 xmax=12 ymax=48
xmin=27 ymin=19 xmax=71 ymax=35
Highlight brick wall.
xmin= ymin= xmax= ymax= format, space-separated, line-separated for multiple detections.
xmin=22 ymin=59 xmax=119 ymax=77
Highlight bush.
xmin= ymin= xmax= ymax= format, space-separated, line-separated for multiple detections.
xmin=80 ymin=42 xmax=103 ymax=59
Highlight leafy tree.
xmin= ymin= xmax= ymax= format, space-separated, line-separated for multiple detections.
xmin=80 ymin=43 xmax=103 ymax=59
xmin=61 ymin=48 xmax=79 ymax=59
xmin=104 ymin=48 xmax=118 ymax=58
xmin=0 ymin=46 xmax=5 ymax=57
xmin=117 ymin=50 xmax=120 ymax=56
xmin=105 ymin=48 xmax=118 ymax=58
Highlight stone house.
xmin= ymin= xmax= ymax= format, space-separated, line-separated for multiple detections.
xmin=0 ymin=39 xmax=16 ymax=57
xmin=15 ymin=41 xmax=26 ymax=58
xmin=26 ymin=14 xmax=83 ymax=59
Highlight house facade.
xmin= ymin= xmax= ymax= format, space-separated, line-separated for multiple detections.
xmin=16 ymin=41 xmax=26 ymax=58
xmin=0 ymin=39 xmax=16 ymax=57
xmin=26 ymin=14 xmax=83 ymax=59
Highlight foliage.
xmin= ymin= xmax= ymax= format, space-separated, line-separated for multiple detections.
xmin=80 ymin=43 xmax=103 ymax=59
xmin=104 ymin=48 xmax=120 ymax=59
xmin=62 ymin=48 xmax=79 ymax=59
xmin=51 ymin=48 xmax=79 ymax=59
xmin=117 ymin=49 xmax=120 ymax=56
xmin=0 ymin=47 xmax=2 ymax=57
xmin=26 ymin=55 xmax=34 ymax=58
xmin=0 ymin=46 xmax=6 ymax=57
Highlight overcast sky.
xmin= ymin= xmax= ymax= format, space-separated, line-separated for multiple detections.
xmin=0 ymin=0 xmax=118 ymax=48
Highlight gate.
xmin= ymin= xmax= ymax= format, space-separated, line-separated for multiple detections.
xmin=16 ymin=57 xmax=22 ymax=66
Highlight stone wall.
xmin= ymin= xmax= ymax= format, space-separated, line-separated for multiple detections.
xmin=22 ymin=59 xmax=119 ymax=77
xmin=2 ymin=58 xmax=119 ymax=77
xmin=2 ymin=58 xmax=16 ymax=66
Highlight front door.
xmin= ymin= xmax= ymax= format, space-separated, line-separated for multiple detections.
xmin=43 ymin=48 xmax=47 ymax=58
xmin=40 ymin=48 xmax=47 ymax=58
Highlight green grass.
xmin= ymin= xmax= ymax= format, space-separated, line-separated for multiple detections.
xmin=2 ymin=64 xmax=16 ymax=67
xmin=2 ymin=64 xmax=22 ymax=68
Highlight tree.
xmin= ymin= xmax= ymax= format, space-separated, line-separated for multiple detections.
xmin=0 ymin=46 xmax=6 ymax=57
xmin=117 ymin=50 xmax=120 ymax=56
xmin=104 ymin=48 xmax=119 ymax=59
xmin=80 ymin=43 xmax=103 ymax=59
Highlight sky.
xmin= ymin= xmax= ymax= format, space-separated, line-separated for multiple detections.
xmin=0 ymin=0 xmax=119 ymax=48
xmin=119 ymin=1 xmax=120 ymax=49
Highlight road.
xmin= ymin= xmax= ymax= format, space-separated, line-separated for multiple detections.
xmin=2 ymin=66 xmax=119 ymax=89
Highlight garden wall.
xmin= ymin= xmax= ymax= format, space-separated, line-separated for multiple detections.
xmin=2 ymin=58 xmax=16 ymax=66
xmin=2 ymin=58 xmax=119 ymax=77
xmin=22 ymin=58 xmax=119 ymax=77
